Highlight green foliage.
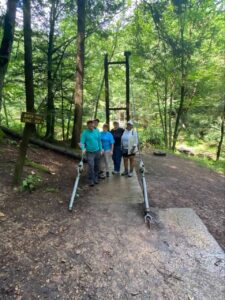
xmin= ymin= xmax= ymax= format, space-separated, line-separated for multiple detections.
xmin=45 ymin=187 xmax=60 ymax=193
xmin=25 ymin=159 xmax=51 ymax=173
xmin=20 ymin=174 xmax=42 ymax=192
xmin=195 ymin=158 xmax=225 ymax=174
xmin=139 ymin=127 xmax=164 ymax=146
xmin=7 ymin=139 xmax=18 ymax=146
xmin=0 ymin=0 xmax=224 ymax=160
xmin=173 ymin=151 xmax=225 ymax=174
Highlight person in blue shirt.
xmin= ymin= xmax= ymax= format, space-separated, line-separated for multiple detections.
xmin=99 ymin=124 xmax=115 ymax=178
xmin=80 ymin=120 xmax=102 ymax=186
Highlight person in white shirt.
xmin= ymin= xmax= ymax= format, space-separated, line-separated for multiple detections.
xmin=121 ymin=120 xmax=138 ymax=177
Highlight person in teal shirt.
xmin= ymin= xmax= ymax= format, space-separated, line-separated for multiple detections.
xmin=99 ymin=124 xmax=114 ymax=178
xmin=80 ymin=120 xmax=102 ymax=186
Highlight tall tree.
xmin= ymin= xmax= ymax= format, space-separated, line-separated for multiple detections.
xmin=0 ymin=0 xmax=17 ymax=122
xmin=14 ymin=0 xmax=35 ymax=184
xmin=171 ymin=0 xmax=187 ymax=151
xmin=45 ymin=0 xmax=58 ymax=141
xmin=141 ymin=0 xmax=218 ymax=150
xmin=71 ymin=0 xmax=86 ymax=148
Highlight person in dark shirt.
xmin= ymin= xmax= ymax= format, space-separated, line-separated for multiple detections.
xmin=111 ymin=121 xmax=124 ymax=174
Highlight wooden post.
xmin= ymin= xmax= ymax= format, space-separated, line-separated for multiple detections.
xmin=124 ymin=51 xmax=131 ymax=121
xmin=104 ymin=53 xmax=110 ymax=125
xmin=105 ymin=51 xmax=131 ymax=125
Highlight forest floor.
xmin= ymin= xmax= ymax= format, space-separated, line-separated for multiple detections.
xmin=141 ymin=152 xmax=225 ymax=252
xmin=0 ymin=139 xmax=224 ymax=299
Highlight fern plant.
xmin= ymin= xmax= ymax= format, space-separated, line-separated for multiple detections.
xmin=21 ymin=174 xmax=42 ymax=192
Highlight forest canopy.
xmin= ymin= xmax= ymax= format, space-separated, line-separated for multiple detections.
xmin=0 ymin=0 xmax=224 ymax=164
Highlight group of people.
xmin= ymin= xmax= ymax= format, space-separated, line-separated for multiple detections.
xmin=80 ymin=119 xmax=139 ymax=186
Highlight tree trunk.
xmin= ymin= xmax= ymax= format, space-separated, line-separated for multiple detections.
xmin=1 ymin=126 xmax=82 ymax=160
xmin=71 ymin=0 xmax=86 ymax=148
xmin=60 ymin=63 xmax=65 ymax=140
xmin=216 ymin=98 xmax=225 ymax=161
xmin=45 ymin=0 xmax=58 ymax=141
xmin=66 ymin=99 xmax=73 ymax=141
xmin=172 ymin=21 xmax=185 ymax=151
xmin=168 ymin=91 xmax=173 ymax=149
xmin=164 ymin=78 xmax=168 ymax=147
xmin=156 ymin=89 xmax=165 ymax=144
xmin=14 ymin=0 xmax=35 ymax=185
xmin=172 ymin=83 xmax=185 ymax=150
xmin=0 ymin=0 xmax=17 ymax=122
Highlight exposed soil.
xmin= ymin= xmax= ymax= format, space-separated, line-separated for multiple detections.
xmin=0 ymin=139 xmax=224 ymax=299
xmin=142 ymin=152 xmax=225 ymax=251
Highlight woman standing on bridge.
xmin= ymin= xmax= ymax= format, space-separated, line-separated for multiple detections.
xmin=99 ymin=124 xmax=115 ymax=178
xmin=121 ymin=120 xmax=138 ymax=177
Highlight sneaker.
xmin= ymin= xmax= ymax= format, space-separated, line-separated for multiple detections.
xmin=112 ymin=171 xmax=120 ymax=175
xmin=106 ymin=171 xmax=109 ymax=177
xmin=121 ymin=171 xmax=128 ymax=176
xmin=99 ymin=174 xmax=106 ymax=179
xmin=128 ymin=172 xmax=133 ymax=177
xmin=89 ymin=182 xmax=94 ymax=187
xmin=94 ymin=180 xmax=99 ymax=184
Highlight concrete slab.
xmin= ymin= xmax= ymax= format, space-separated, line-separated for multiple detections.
xmin=90 ymin=171 xmax=143 ymax=204
xmin=71 ymin=171 xmax=225 ymax=299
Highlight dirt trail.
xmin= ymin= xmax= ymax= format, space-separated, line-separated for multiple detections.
xmin=0 ymin=142 xmax=224 ymax=299
xmin=142 ymin=153 xmax=225 ymax=250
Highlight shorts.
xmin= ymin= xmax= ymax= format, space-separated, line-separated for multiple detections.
xmin=122 ymin=149 xmax=135 ymax=158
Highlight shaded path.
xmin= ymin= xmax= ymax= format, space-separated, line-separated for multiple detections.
xmin=0 ymin=143 xmax=225 ymax=299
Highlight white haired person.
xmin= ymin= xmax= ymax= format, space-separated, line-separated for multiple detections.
xmin=121 ymin=120 xmax=138 ymax=177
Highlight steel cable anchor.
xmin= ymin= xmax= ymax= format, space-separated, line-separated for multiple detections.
xmin=68 ymin=157 xmax=84 ymax=211
xmin=139 ymin=160 xmax=154 ymax=228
